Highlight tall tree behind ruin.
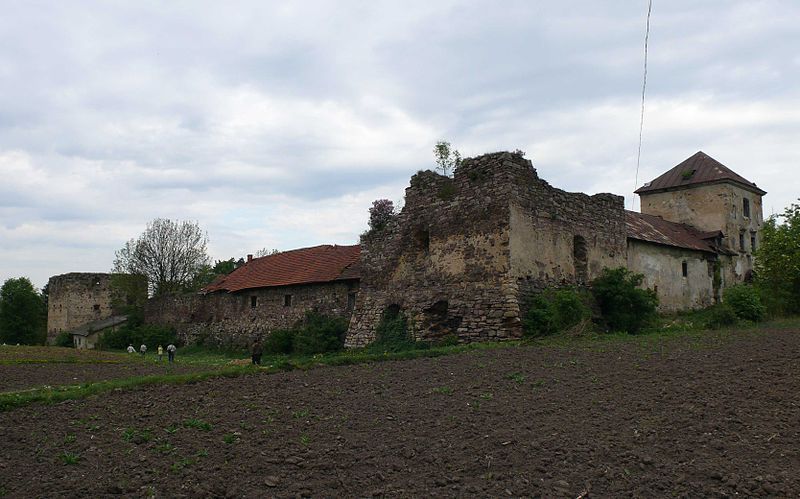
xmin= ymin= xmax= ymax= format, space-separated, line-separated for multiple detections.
xmin=113 ymin=218 xmax=211 ymax=296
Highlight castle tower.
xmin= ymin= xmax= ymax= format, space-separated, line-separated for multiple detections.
xmin=635 ymin=151 xmax=766 ymax=280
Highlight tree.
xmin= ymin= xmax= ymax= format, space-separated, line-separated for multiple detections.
xmin=113 ymin=218 xmax=211 ymax=296
xmin=0 ymin=277 xmax=46 ymax=345
xmin=755 ymin=200 xmax=800 ymax=314
xmin=368 ymin=199 xmax=395 ymax=233
xmin=433 ymin=140 xmax=462 ymax=177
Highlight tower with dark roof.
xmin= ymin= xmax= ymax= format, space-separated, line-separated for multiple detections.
xmin=635 ymin=151 xmax=766 ymax=279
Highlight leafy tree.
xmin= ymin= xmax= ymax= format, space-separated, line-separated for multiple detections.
xmin=755 ymin=200 xmax=800 ymax=315
xmin=590 ymin=267 xmax=658 ymax=333
xmin=113 ymin=218 xmax=211 ymax=296
xmin=723 ymin=284 xmax=766 ymax=322
xmin=368 ymin=199 xmax=395 ymax=233
xmin=185 ymin=258 xmax=240 ymax=291
xmin=433 ymin=140 xmax=462 ymax=177
xmin=0 ymin=277 xmax=46 ymax=345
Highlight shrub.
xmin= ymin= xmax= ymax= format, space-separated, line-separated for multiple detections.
xmin=704 ymin=303 xmax=739 ymax=329
xmin=523 ymin=289 xmax=591 ymax=337
xmin=54 ymin=331 xmax=74 ymax=348
xmin=590 ymin=267 xmax=658 ymax=334
xmin=369 ymin=309 xmax=416 ymax=352
xmin=291 ymin=311 xmax=347 ymax=356
xmin=99 ymin=322 xmax=177 ymax=350
xmin=723 ymin=284 xmax=766 ymax=322
xmin=263 ymin=329 xmax=295 ymax=355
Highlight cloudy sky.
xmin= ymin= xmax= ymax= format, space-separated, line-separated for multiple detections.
xmin=1 ymin=1 xmax=798 ymax=289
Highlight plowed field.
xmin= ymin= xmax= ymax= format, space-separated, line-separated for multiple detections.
xmin=1 ymin=327 xmax=798 ymax=498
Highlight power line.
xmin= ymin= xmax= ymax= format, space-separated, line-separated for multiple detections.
xmin=632 ymin=0 xmax=653 ymax=210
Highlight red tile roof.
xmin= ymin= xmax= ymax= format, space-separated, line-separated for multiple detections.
xmin=635 ymin=151 xmax=766 ymax=195
xmin=203 ymin=244 xmax=360 ymax=293
xmin=626 ymin=211 xmax=718 ymax=253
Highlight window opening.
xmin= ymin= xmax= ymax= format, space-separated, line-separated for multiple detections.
xmin=743 ymin=198 xmax=751 ymax=218
xmin=739 ymin=232 xmax=745 ymax=251
xmin=750 ymin=234 xmax=756 ymax=252
xmin=347 ymin=292 xmax=357 ymax=310
xmin=414 ymin=227 xmax=430 ymax=253
xmin=250 ymin=296 xmax=258 ymax=308
xmin=283 ymin=294 xmax=292 ymax=307
xmin=681 ymin=261 xmax=688 ymax=277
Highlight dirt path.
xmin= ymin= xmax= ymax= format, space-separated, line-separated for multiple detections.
xmin=1 ymin=328 xmax=798 ymax=497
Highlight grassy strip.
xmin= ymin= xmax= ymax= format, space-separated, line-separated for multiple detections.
xmin=0 ymin=366 xmax=255 ymax=412
xmin=0 ymin=359 xmax=125 ymax=365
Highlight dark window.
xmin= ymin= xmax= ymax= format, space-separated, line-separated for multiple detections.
xmin=739 ymin=233 xmax=746 ymax=251
xmin=743 ymin=198 xmax=751 ymax=218
xmin=681 ymin=261 xmax=688 ymax=277
xmin=250 ymin=296 xmax=258 ymax=308
xmin=93 ymin=304 xmax=100 ymax=311
xmin=573 ymin=235 xmax=588 ymax=283
xmin=347 ymin=292 xmax=357 ymax=310
xmin=283 ymin=294 xmax=292 ymax=307
xmin=750 ymin=234 xmax=756 ymax=252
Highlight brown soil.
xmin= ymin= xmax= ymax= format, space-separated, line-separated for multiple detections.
xmin=1 ymin=328 xmax=798 ymax=498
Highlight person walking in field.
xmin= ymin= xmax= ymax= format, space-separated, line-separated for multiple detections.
xmin=140 ymin=344 xmax=147 ymax=356
xmin=167 ymin=343 xmax=176 ymax=362
xmin=127 ymin=344 xmax=135 ymax=354
xmin=157 ymin=345 xmax=163 ymax=361
xmin=251 ymin=337 xmax=263 ymax=365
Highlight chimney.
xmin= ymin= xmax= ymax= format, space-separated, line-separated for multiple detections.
xmin=247 ymin=254 xmax=253 ymax=262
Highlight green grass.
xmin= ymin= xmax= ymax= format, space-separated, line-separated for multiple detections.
xmin=60 ymin=451 xmax=81 ymax=465
xmin=182 ymin=418 xmax=213 ymax=431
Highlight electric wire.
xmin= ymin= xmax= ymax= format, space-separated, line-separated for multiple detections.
xmin=632 ymin=0 xmax=653 ymax=209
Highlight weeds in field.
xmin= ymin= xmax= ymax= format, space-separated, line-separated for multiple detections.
xmin=432 ymin=386 xmax=454 ymax=395
xmin=300 ymin=434 xmax=311 ymax=446
xmin=292 ymin=409 xmax=310 ymax=419
xmin=60 ymin=451 xmax=81 ymax=465
xmin=155 ymin=443 xmax=176 ymax=454
xmin=196 ymin=449 xmax=208 ymax=458
xmin=122 ymin=427 xmax=152 ymax=444
xmin=480 ymin=393 xmax=493 ymax=400
xmin=164 ymin=424 xmax=178 ymax=434
xmin=182 ymin=418 xmax=212 ymax=431
xmin=531 ymin=379 xmax=546 ymax=388
xmin=63 ymin=434 xmax=76 ymax=445
xmin=170 ymin=457 xmax=196 ymax=473
xmin=223 ymin=432 xmax=240 ymax=444
xmin=507 ymin=372 xmax=526 ymax=384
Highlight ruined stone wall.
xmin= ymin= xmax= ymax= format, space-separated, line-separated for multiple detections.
xmin=46 ymin=273 xmax=145 ymax=344
xmin=508 ymin=170 xmax=627 ymax=312
xmin=627 ymin=240 xmax=716 ymax=312
xmin=348 ymin=152 xmax=586 ymax=347
xmin=144 ymin=280 xmax=358 ymax=347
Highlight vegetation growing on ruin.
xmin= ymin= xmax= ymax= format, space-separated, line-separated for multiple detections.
xmin=590 ymin=267 xmax=658 ymax=334
xmin=755 ymin=200 xmax=800 ymax=315
xmin=522 ymin=289 xmax=592 ymax=337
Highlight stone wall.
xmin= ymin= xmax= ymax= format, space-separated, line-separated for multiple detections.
xmin=345 ymin=151 xmax=627 ymax=347
xmin=144 ymin=280 xmax=358 ymax=347
xmin=627 ymin=240 xmax=716 ymax=312
xmin=46 ymin=273 xmax=146 ymax=344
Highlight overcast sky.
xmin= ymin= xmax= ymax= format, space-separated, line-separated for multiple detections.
xmin=1 ymin=1 xmax=798 ymax=290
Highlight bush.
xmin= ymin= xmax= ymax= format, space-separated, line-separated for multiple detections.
xmin=723 ymin=284 xmax=766 ymax=322
xmin=99 ymin=322 xmax=177 ymax=350
xmin=704 ymin=303 xmax=739 ymax=329
xmin=591 ymin=267 xmax=658 ymax=334
xmin=263 ymin=329 xmax=295 ymax=355
xmin=369 ymin=309 xmax=416 ymax=352
xmin=54 ymin=331 xmax=74 ymax=348
xmin=523 ymin=289 xmax=591 ymax=337
xmin=291 ymin=311 xmax=347 ymax=356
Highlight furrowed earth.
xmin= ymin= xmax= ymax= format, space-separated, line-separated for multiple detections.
xmin=0 ymin=327 xmax=798 ymax=498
